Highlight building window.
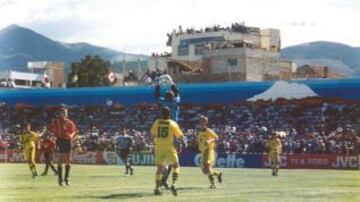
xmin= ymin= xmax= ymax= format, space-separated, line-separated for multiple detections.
xmin=195 ymin=44 xmax=205 ymax=55
xmin=177 ymin=46 xmax=189 ymax=56
xmin=228 ymin=59 xmax=237 ymax=66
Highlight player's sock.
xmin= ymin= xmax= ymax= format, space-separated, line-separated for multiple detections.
xmin=208 ymin=174 xmax=215 ymax=187
xmin=58 ymin=166 xmax=63 ymax=186
xmin=161 ymin=167 xmax=171 ymax=187
xmin=29 ymin=164 xmax=35 ymax=178
xmin=129 ymin=166 xmax=134 ymax=176
xmin=212 ymin=171 xmax=219 ymax=176
xmin=33 ymin=165 xmax=38 ymax=176
xmin=213 ymin=171 xmax=222 ymax=183
xmin=170 ymin=169 xmax=179 ymax=197
xmin=65 ymin=165 xmax=71 ymax=185
xmin=50 ymin=164 xmax=58 ymax=175
xmin=126 ymin=163 xmax=132 ymax=175
xmin=170 ymin=184 xmax=178 ymax=196
xmin=172 ymin=172 xmax=179 ymax=186
xmin=272 ymin=167 xmax=276 ymax=176
xmin=29 ymin=164 xmax=34 ymax=174
xmin=42 ymin=164 xmax=49 ymax=175
xmin=155 ymin=174 xmax=163 ymax=189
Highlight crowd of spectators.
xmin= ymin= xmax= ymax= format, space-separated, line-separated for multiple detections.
xmin=1 ymin=102 xmax=360 ymax=155
xmin=142 ymin=68 xmax=167 ymax=86
xmin=173 ymin=22 xmax=260 ymax=36
xmin=166 ymin=22 xmax=260 ymax=45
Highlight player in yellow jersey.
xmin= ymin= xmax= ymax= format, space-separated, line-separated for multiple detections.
xmin=19 ymin=123 xmax=44 ymax=178
xmin=150 ymin=107 xmax=186 ymax=196
xmin=267 ymin=131 xmax=283 ymax=176
xmin=198 ymin=115 xmax=222 ymax=188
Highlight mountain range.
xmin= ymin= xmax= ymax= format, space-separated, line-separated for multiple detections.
xmin=0 ymin=24 xmax=359 ymax=77
xmin=0 ymin=25 xmax=147 ymax=72
xmin=281 ymin=41 xmax=360 ymax=77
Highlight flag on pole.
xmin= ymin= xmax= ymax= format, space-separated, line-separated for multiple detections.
xmin=108 ymin=72 xmax=116 ymax=83
xmin=42 ymin=72 xmax=51 ymax=88
xmin=73 ymin=74 xmax=78 ymax=82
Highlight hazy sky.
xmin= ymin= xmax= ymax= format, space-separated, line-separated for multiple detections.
xmin=0 ymin=0 xmax=359 ymax=54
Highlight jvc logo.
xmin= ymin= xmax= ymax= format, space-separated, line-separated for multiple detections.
xmin=331 ymin=156 xmax=357 ymax=168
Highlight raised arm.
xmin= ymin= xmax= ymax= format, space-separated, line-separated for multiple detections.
xmin=154 ymin=84 xmax=161 ymax=101
xmin=171 ymin=84 xmax=180 ymax=97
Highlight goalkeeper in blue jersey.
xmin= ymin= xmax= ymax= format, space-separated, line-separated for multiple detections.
xmin=154 ymin=75 xmax=180 ymax=122
xmin=154 ymin=74 xmax=181 ymax=189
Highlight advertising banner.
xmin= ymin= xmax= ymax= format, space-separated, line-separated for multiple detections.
xmin=262 ymin=154 xmax=359 ymax=169
xmin=1 ymin=150 xmax=359 ymax=170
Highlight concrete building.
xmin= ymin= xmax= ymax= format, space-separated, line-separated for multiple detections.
xmin=0 ymin=70 xmax=44 ymax=88
xmin=293 ymin=64 xmax=344 ymax=79
xmin=170 ymin=26 xmax=280 ymax=61
xmin=202 ymin=47 xmax=292 ymax=81
xmin=28 ymin=61 xmax=65 ymax=87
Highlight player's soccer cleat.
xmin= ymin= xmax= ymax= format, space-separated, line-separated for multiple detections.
xmin=130 ymin=168 xmax=134 ymax=176
xmin=41 ymin=172 xmax=47 ymax=176
xmin=170 ymin=185 xmax=177 ymax=196
xmin=58 ymin=179 xmax=63 ymax=186
xmin=209 ymin=184 xmax=216 ymax=189
xmin=217 ymin=172 xmax=223 ymax=183
xmin=154 ymin=188 xmax=162 ymax=195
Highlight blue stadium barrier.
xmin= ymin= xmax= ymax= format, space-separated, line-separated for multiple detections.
xmin=1 ymin=79 xmax=360 ymax=107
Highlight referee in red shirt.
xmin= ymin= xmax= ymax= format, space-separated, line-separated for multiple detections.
xmin=40 ymin=135 xmax=58 ymax=176
xmin=48 ymin=106 xmax=77 ymax=186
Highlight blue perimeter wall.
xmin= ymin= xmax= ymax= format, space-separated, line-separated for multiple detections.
xmin=1 ymin=79 xmax=360 ymax=107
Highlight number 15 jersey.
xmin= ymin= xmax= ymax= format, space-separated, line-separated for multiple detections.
xmin=150 ymin=119 xmax=183 ymax=151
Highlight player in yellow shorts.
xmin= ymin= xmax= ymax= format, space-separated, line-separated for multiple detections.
xmin=19 ymin=123 xmax=43 ymax=178
xmin=267 ymin=131 xmax=283 ymax=176
xmin=198 ymin=115 xmax=222 ymax=188
xmin=150 ymin=107 xmax=186 ymax=196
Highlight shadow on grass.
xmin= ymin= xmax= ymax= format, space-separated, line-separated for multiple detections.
xmin=77 ymin=187 xmax=206 ymax=200
xmin=76 ymin=192 xmax=152 ymax=200
xmin=176 ymin=186 xmax=208 ymax=191
xmin=101 ymin=193 xmax=147 ymax=199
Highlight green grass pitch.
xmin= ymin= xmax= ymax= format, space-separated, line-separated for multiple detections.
xmin=1 ymin=163 xmax=360 ymax=202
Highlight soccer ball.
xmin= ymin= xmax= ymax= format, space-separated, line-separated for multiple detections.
xmin=277 ymin=131 xmax=287 ymax=138
xmin=260 ymin=126 xmax=268 ymax=133
xmin=158 ymin=74 xmax=174 ymax=85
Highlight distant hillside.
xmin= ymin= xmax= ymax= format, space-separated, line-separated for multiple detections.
xmin=0 ymin=25 xmax=148 ymax=72
xmin=281 ymin=41 xmax=360 ymax=77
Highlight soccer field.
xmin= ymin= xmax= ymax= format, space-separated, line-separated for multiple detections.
xmin=0 ymin=164 xmax=359 ymax=202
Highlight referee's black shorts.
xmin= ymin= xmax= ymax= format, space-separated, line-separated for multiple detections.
xmin=119 ymin=149 xmax=130 ymax=161
xmin=56 ymin=139 xmax=72 ymax=153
